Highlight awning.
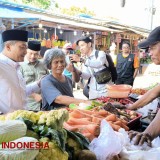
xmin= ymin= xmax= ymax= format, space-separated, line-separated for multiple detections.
xmin=0 ymin=5 xmax=38 ymax=19
xmin=37 ymin=15 xmax=123 ymax=32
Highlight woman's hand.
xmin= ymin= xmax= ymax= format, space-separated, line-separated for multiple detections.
xmin=31 ymin=93 xmax=42 ymax=102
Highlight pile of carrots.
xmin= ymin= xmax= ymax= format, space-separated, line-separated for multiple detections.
xmin=63 ymin=109 xmax=129 ymax=141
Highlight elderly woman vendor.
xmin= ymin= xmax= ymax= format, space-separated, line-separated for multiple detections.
xmin=41 ymin=48 xmax=88 ymax=110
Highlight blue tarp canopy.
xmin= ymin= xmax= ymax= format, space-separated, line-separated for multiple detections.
xmin=0 ymin=5 xmax=39 ymax=19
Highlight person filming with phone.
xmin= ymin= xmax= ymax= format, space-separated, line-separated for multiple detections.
xmin=62 ymin=43 xmax=75 ymax=79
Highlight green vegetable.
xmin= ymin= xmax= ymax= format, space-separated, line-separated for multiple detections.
xmin=5 ymin=110 xmax=39 ymax=124
xmin=38 ymin=109 xmax=69 ymax=130
xmin=69 ymin=104 xmax=78 ymax=109
xmin=66 ymin=129 xmax=84 ymax=150
xmin=91 ymin=100 xmax=103 ymax=107
xmin=35 ymin=137 xmax=68 ymax=160
xmin=15 ymin=116 xmax=67 ymax=152
xmin=76 ymin=149 xmax=97 ymax=160
xmin=0 ymin=120 xmax=27 ymax=144
xmin=85 ymin=106 xmax=94 ymax=110
xmin=25 ymin=130 xmax=39 ymax=140
xmin=32 ymin=125 xmax=67 ymax=152
xmin=73 ymin=132 xmax=90 ymax=150
xmin=65 ymin=130 xmax=90 ymax=160
xmin=16 ymin=117 xmax=34 ymax=130
xmin=0 ymin=137 xmax=39 ymax=160
xmin=0 ymin=115 xmax=5 ymax=121
xmin=66 ymin=129 xmax=90 ymax=150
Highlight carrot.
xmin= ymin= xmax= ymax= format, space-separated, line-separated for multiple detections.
xmin=92 ymin=116 xmax=102 ymax=124
xmin=121 ymin=123 xmax=129 ymax=131
xmin=81 ymin=117 xmax=92 ymax=121
xmin=92 ymin=113 xmax=104 ymax=118
xmin=111 ymin=123 xmax=121 ymax=131
xmin=69 ymin=110 xmax=86 ymax=118
xmin=74 ymin=109 xmax=94 ymax=119
xmin=63 ymin=122 xmax=78 ymax=131
xmin=107 ymin=120 xmax=114 ymax=123
xmin=82 ymin=132 xmax=95 ymax=142
xmin=78 ymin=109 xmax=94 ymax=115
xmin=107 ymin=121 xmax=121 ymax=131
xmin=105 ymin=114 xmax=117 ymax=122
xmin=114 ymin=120 xmax=122 ymax=127
xmin=78 ymin=127 xmax=96 ymax=141
xmin=121 ymin=119 xmax=128 ymax=125
xmin=85 ymin=124 xmax=100 ymax=136
xmin=74 ymin=124 xmax=100 ymax=136
xmin=67 ymin=117 xmax=92 ymax=125
xmin=97 ymin=110 xmax=108 ymax=117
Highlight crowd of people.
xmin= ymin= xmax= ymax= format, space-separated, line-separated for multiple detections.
xmin=1 ymin=26 xmax=160 ymax=147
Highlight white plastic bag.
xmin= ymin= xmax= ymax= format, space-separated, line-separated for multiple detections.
xmin=89 ymin=120 xmax=124 ymax=160
xmin=137 ymin=98 xmax=158 ymax=117
xmin=120 ymin=133 xmax=160 ymax=160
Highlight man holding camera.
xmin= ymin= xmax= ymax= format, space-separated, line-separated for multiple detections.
xmin=69 ymin=36 xmax=113 ymax=99
xmin=62 ymin=43 xmax=74 ymax=79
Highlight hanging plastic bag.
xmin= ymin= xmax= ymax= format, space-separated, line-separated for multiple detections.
xmin=89 ymin=119 xmax=124 ymax=160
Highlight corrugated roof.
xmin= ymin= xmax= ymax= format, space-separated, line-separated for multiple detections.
xmin=0 ymin=5 xmax=39 ymax=19
xmin=0 ymin=0 xmax=150 ymax=36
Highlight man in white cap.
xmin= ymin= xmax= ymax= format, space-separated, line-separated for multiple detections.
xmin=20 ymin=40 xmax=48 ymax=111
xmin=0 ymin=30 xmax=40 ymax=114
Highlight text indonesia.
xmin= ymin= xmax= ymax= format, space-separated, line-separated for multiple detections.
xmin=1 ymin=142 xmax=49 ymax=149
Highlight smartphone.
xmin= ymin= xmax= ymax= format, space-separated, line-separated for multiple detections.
xmin=69 ymin=50 xmax=75 ymax=55
xmin=69 ymin=56 xmax=77 ymax=64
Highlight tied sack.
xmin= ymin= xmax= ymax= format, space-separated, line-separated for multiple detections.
xmin=93 ymin=67 xmax=112 ymax=84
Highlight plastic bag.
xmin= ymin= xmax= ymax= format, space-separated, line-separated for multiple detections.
xmin=137 ymin=98 xmax=158 ymax=117
xmin=120 ymin=132 xmax=160 ymax=160
xmin=89 ymin=120 xmax=124 ymax=160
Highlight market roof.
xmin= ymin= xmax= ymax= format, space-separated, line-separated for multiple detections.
xmin=0 ymin=0 xmax=151 ymax=36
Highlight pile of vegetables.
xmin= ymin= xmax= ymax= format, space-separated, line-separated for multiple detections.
xmin=0 ymin=109 xmax=92 ymax=160
xmin=131 ymin=88 xmax=148 ymax=95
xmin=103 ymin=103 xmax=141 ymax=122
xmin=64 ymin=108 xmax=129 ymax=142
xmin=69 ymin=100 xmax=103 ymax=110
xmin=97 ymin=97 xmax=134 ymax=105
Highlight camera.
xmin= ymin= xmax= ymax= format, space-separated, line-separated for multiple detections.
xmin=68 ymin=50 xmax=77 ymax=63
xmin=69 ymin=50 xmax=75 ymax=55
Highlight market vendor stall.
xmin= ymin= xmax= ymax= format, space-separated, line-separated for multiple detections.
xmin=0 ymin=96 xmax=159 ymax=159
xmin=1 ymin=83 xmax=160 ymax=160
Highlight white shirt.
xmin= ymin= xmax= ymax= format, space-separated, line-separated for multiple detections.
xmin=0 ymin=54 xmax=39 ymax=114
xmin=81 ymin=50 xmax=113 ymax=99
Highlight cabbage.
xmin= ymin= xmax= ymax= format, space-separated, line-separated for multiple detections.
xmin=0 ymin=120 xmax=27 ymax=144
xmin=0 ymin=137 xmax=39 ymax=160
